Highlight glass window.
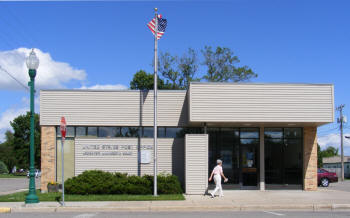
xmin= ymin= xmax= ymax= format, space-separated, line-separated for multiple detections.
xmin=157 ymin=127 xmax=166 ymax=138
xmin=166 ymin=127 xmax=183 ymax=138
xmin=143 ymin=127 xmax=154 ymax=138
xmin=264 ymin=128 xmax=283 ymax=139
xmin=240 ymin=128 xmax=259 ymax=138
xmin=57 ymin=126 xmax=74 ymax=137
xmin=240 ymin=138 xmax=259 ymax=145
xmin=284 ymin=128 xmax=302 ymax=138
xmin=87 ymin=127 xmax=98 ymax=137
xmin=56 ymin=127 xmax=61 ymax=137
xmin=66 ymin=127 xmax=75 ymax=137
xmin=183 ymin=127 xmax=204 ymax=134
xmin=76 ymin=127 xmax=86 ymax=137
xmin=98 ymin=127 xmax=119 ymax=137
xmin=121 ymin=127 xmax=140 ymax=137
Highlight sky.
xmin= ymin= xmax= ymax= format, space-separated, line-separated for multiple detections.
xmin=0 ymin=0 xmax=349 ymax=154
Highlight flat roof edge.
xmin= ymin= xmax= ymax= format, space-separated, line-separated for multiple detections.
xmin=40 ymin=89 xmax=187 ymax=93
xmin=190 ymin=82 xmax=334 ymax=86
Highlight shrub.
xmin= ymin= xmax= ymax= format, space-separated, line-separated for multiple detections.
xmin=0 ymin=161 xmax=8 ymax=174
xmin=157 ymin=173 xmax=182 ymax=194
xmin=65 ymin=170 xmax=182 ymax=195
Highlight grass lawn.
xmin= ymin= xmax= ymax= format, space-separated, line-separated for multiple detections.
xmin=0 ymin=174 xmax=26 ymax=178
xmin=0 ymin=190 xmax=185 ymax=202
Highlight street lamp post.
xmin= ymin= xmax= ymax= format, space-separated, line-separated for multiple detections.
xmin=25 ymin=49 xmax=40 ymax=204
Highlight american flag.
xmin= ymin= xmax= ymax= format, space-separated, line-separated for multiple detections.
xmin=147 ymin=14 xmax=167 ymax=40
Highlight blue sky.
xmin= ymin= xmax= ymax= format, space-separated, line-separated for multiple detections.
xmin=0 ymin=0 xmax=349 ymax=154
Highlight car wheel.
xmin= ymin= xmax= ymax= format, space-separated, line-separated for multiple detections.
xmin=321 ymin=178 xmax=329 ymax=187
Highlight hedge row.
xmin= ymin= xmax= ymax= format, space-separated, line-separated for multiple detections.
xmin=65 ymin=170 xmax=182 ymax=195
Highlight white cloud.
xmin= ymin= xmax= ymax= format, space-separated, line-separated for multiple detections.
xmin=0 ymin=107 xmax=28 ymax=142
xmin=0 ymin=48 xmax=86 ymax=90
xmin=318 ymin=133 xmax=350 ymax=148
xmin=318 ymin=132 xmax=350 ymax=155
xmin=79 ymin=84 xmax=128 ymax=90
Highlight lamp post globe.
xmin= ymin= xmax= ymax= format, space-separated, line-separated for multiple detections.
xmin=26 ymin=49 xmax=39 ymax=70
xmin=25 ymin=49 xmax=39 ymax=204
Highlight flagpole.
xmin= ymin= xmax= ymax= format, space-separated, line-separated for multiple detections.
xmin=153 ymin=7 xmax=158 ymax=197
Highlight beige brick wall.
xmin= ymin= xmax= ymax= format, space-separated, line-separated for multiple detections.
xmin=41 ymin=126 xmax=56 ymax=192
xmin=303 ymin=126 xmax=318 ymax=191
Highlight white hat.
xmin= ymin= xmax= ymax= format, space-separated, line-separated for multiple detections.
xmin=217 ymin=159 xmax=222 ymax=164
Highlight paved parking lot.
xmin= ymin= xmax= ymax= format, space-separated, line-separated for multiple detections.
xmin=0 ymin=178 xmax=40 ymax=195
xmin=318 ymin=180 xmax=350 ymax=192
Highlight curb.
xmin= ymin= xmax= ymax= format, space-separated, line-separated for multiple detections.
xmin=3 ymin=204 xmax=350 ymax=213
xmin=0 ymin=207 xmax=11 ymax=213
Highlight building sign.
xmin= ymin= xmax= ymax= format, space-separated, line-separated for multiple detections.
xmin=82 ymin=145 xmax=136 ymax=156
xmin=74 ymin=138 xmax=154 ymax=176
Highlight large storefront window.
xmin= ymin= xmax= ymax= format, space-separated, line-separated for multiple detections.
xmin=265 ymin=128 xmax=302 ymax=185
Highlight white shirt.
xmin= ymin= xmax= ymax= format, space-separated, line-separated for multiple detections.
xmin=212 ymin=165 xmax=223 ymax=175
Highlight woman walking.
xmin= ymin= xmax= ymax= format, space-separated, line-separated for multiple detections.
xmin=209 ymin=159 xmax=228 ymax=198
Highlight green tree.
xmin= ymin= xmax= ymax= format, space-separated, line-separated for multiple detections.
xmin=178 ymin=48 xmax=199 ymax=89
xmin=0 ymin=161 xmax=8 ymax=174
xmin=318 ymin=145 xmax=339 ymax=168
xmin=0 ymin=131 xmax=17 ymax=172
xmin=158 ymin=49 xmax=199 ymax=90
xmin=10 ymin=112 xmax=40 ymax=169
xmin=130 ymin=70 xmax=170 ymax=90
xmin=201 ymin=46 xmax=257 ymax=82
xmin=158 ymin=52 xmax=182 ymax=89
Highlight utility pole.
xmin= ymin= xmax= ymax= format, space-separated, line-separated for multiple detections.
xmin=336 ymin=104 xmax=345 ymax=181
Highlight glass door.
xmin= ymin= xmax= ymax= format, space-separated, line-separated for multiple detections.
xmin=220 ymin=128 xmax=239 ymax=185
xmin=239 ymin=128 xmax=259 ymax=188
xmin=240 ymin=143 xmax=258 ymax=186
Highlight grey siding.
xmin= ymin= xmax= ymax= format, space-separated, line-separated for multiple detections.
xmin=40 ymin=90 xmax=188 ymax=127
xmin=185 ymin=134 xmax=208 ymax=194
xmin=189 ymin=83 xmax=334 ymax=124
xmin=74 ymin=138 xmax=184 ymax=183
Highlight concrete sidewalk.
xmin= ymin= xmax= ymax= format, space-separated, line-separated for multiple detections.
xmin=1 ymin=189 xmax=350 ymax=213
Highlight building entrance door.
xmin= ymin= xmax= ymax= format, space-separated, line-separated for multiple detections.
xmin=240 ymin=142 xmax=258 ymax=187
xmin=208 ymin=128 xmax=259 ymax=190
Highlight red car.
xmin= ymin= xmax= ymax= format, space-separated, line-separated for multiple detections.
xmin=318 ymin=168 xmax=338 ymax=187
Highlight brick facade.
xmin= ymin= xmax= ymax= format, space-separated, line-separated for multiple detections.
xmin=40 ymin=126 xmax=56 ymax=192
xmin=303 ymin=126 xmax=318 ymax=191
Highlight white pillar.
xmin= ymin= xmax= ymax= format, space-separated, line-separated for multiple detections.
xmin=260 ymin=126 xmax=265 ymax=191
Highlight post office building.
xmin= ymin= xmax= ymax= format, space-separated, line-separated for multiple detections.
xmin=40 ymin=83 xmax=334 ymax=194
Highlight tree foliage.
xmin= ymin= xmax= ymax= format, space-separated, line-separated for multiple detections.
xmin=0 ymin=131 xmax=17 ymax=172
xmin=178 ymin=48 xmax=198 ymax=89
xmin=318 ymin=144 xmax=339 ymax=168
xmin=130 ymin=70 xmax=171 ymax=90
xmin=0 ymin=160 xmax=8 ymax=174
xmin=158 ymin=48 xmax=199 ymax=90
xmin=131 ymin=46 xmax=256 ymax=90
xmin=201 ymin=46 xmax=257 ymax=82
xmin=9 ymin=112 xmax=41 ymax=169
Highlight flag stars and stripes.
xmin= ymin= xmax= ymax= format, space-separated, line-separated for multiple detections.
xmin=147 ymin=14 xmax=167 ymax=40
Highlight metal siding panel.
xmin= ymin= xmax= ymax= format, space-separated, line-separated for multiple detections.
xmin=40 ymin=90 xmax=188 ymax=126
xmin=185 ymin=134 xmax=208 ymax=195
xmin=189 ymin=83 xmax=334 ymax=123
xmin=74 ymin=137 xmax=184 ymax=184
